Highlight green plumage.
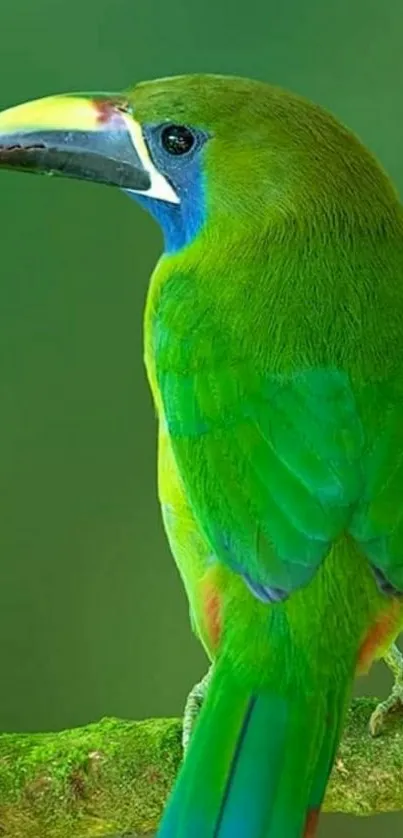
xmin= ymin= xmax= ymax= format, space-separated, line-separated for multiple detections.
xmin=138 ymin=75 xmax=403 ymax=836
xmin=1 ymin=73 xmax=403 ymax=837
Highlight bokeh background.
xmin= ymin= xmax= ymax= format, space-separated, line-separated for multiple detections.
xmin=0 ymin=0 xmax=402 ymax=834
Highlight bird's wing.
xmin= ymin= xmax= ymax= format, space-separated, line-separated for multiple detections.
xmin=158 ymin=357 xmax=366 ymax=600
xmin=349 ymin=375 xmax=403 ymax=595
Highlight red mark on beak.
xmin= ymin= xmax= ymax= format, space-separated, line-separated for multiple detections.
xmin=94 ymin=99 xmax=131 ymax=125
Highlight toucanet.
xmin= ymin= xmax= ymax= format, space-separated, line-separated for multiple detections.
xmin=1 ymin=74 xmax=403 ymax=837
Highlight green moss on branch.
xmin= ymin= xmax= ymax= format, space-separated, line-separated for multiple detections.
xmin=0 ymin=698 xmax=402 ymax=837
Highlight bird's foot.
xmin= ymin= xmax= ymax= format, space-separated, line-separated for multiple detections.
xmin=182 ymin=665 xmax=214 ymax=756
xmin=369 ymin=643 xmax=403 ymax=736
xmin=369 ymin=684 xmax=403 ymax=736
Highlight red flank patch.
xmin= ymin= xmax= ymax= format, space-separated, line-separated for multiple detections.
xmin=201 ymin=578 xmax=222 ymax=650
xmin=358 ymin=599 xmax=401 ymax=673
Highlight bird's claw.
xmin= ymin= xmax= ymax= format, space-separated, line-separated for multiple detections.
xmin=182 ymin=665 xmax=214 ymax=756
xmin=369 ymin=684 xmax=403 ymax=736
xmin=370 ymin=643 xmax=403 ymax=736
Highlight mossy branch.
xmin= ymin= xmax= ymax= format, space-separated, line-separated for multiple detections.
xmin=1 ymin=698 xmax=403 ymax=838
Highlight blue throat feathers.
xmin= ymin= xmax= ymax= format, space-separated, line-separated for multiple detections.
xmin=124 ymin=155 xmax=206 ymax=254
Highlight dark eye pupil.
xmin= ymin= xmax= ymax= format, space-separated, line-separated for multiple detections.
xmin=161 ymin=124 xmax=195 ymax=155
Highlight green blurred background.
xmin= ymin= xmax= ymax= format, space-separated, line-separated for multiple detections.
xmin=0 ymin=0 xmax=402 ymax=834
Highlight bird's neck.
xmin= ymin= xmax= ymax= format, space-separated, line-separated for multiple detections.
xmin=144 ymin=218 xmax=403 ymax=384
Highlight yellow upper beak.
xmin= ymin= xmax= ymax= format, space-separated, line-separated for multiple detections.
xmin=0 ymin=93 xmax=179 ymax=203
xmin=0 ymin=94 xmax=112 ymax=133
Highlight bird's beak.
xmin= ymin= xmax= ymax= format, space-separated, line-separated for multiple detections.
xmin=0 ymin=92 xmax=179 ymax=203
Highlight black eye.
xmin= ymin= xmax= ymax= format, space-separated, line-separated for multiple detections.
xmin=160 ymin=124 xmax=195 ymax=156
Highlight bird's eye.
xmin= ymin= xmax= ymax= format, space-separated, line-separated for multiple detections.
xmin=160 ymin=124 xmax=195 ymax=156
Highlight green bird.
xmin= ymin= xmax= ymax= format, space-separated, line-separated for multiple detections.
xmin=1 ymin=74 xmax=403 ymax=837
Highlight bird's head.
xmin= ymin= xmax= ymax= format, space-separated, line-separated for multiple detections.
xmin=0 ymin=74 xmax=398 ymax=254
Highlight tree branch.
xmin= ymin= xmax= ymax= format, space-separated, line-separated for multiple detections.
xmin=1 ymin=697 xmax=403 ymax=838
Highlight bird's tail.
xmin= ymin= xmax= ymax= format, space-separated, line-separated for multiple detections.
xmin=157 ymin=649 xmax=352 ymax=838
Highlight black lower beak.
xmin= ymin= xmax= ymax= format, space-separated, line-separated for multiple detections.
xmin=0 ymin=93 xmax=151 ymax=191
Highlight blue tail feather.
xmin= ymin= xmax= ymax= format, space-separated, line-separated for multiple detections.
xmin=157 ymin=656 xmax=350 ymax=838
